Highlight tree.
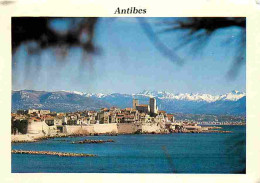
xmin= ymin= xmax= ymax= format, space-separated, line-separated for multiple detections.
xmin=12 ymin=17 xmax=246 ymax=78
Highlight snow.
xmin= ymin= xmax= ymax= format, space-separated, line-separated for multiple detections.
xmin=84 ymin=93 xmax=108 ymax=98
xmin=60 ymin=90 xmax=85 ymax=95
xmin=133 ymin=90 xmax=245 ymax=103
xmin=58 ymin=89 xmax=246 ymax=103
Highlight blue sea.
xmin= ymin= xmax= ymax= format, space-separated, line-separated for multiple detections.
xmin=11 ymin=125 xmax=246 ymax=173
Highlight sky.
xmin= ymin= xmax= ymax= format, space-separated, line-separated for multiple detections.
xmin=12 ymin=18 xmax=246 ymax=95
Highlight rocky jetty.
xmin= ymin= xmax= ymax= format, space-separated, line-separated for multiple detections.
xmin=12 ymin=140 xmax=38 ymax=143
xmin=35 ymin=134 xmax=68 ymax=140
xmin=11 ymin=150 xmax=97 ymax=157
xmin=207 ymin=126 xmax=222 ymax=129
xmin=53 ymin=139 xmax=70 ymax=142
xmin=69 ymin=133 xmax=118 ymax=137
xmin=202 ymin=130 xmax=232 ymax=133
xmin=72 ymin=139 xmax=115 ymax=144
xmin=173 ymin=130 xmax=232 ymax=133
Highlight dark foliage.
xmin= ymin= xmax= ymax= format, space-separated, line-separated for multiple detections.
xmin=12 ymin=17 xmax=246 ymax=78
xmin=12 ymin=17 xmax=98 ymax=54
xmin=11 ymin=119 xmax=28 ymax=134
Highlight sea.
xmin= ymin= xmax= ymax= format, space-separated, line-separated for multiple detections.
xmin=11 ymin=125 xmax=246 ymax=173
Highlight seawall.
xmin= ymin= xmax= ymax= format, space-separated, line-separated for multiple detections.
xmin=64 ymin=123 xmax=163 ymax=135
xmin=117 ymin=123 xmax=137 ymax=134
xmin=64 ymin=124 xmax=118 ymax=135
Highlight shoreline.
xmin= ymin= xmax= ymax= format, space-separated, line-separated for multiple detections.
xmin=11 ymin=129 xmax=232 ymax=143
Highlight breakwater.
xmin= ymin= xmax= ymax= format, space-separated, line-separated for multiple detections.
xmin=203 ymin=130 xmax=232 ymax=133
xmin=72 ymin=139 xmax=115 ymax=144
xmin=35 ymin=134 xmax=68 ymax=140
xmin=173 ymin=130 xmax=232 ymax=133
xmin=11 ymin=150 xmax=97 ymax=157
xmin=12 ymin=140 xmax=38 ymax=143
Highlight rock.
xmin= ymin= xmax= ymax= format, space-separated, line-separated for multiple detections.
xmin=72 ymin=139 xmax=115 ymax=144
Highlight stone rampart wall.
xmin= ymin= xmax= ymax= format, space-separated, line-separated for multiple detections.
xmin=64 ymin=125 xmax=95 ymax=135
xmin=57 ymin=123 xmax=163 ymax=135
xmin=117 ymin=123 xmax=137 ymax=134
xmin=93 ymin=123 xmax=118 ymax=134
xmin=27 ymin=121 xmax=49 ymax=135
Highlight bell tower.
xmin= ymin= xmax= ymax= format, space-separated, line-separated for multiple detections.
xmin=149 ymin=97 xmax=158 ymax=115
xmin=133 ymin=99 xmax=139 ymax=109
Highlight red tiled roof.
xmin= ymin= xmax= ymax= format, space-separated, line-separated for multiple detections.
xmin=125 ymin=108 xmax=132 ymax=111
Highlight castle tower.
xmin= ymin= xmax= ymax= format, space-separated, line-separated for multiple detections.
xmin=149 ymin=97 xmax=158 ymax=115
xmin=133 ymin=99 xmax=139 ymax=109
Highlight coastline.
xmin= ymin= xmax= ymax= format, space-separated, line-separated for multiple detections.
xmin=11 ymin=127 xmax=233 ymax=143
xmin=11 ymin=125 xmax=246 ymax=173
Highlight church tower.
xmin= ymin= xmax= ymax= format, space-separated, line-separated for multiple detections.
xmin=133 ymin=99 xmax=139 ymax=109
xmin=149 ymin=97 xmax=158 ymax=115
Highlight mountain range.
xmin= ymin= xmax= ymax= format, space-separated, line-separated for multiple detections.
xmin=12 ymin=90 xmax=246 ymax=115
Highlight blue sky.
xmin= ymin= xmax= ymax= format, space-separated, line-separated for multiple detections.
xmin=12 ymin=18 xmax=246 ymax=95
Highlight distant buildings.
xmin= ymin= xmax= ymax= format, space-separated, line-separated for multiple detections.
xmin=17 ymin=109 xmax=50 ymax=115
xmin=11 ymin=97 xmax=176 ymax=135
xmin=11 ymin=98 xmax=245 ymax=139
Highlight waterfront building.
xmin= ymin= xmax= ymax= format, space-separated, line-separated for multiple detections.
xmin=115 ymin=113 xmax=124 ymax=123
xmin=155 ymin=113 xmax=166 ymax=123
xmin=45 ymin=117 xmax=55 ymax=126
xmin=27 ymin=120 xmax=49 ymax=135
xmin=76 ymin=117 xmax=88 ymax=125
xmin=54 ymin=117 xmax=63 ymax=126
xmin=67 ymin=119 xmax=77 ymax=125
xmin=16 ymin=110 xmax=28 ymax=115
xmin=98 ymin=111 xmax=110 ymax=124
xmin=28 ymin=109 xmax=39 ymax=114
xmin=39 ymin=110 xmax=50 ymax=115
xmin=62 ymin=116 xmax=68 ymax=125
xmin=167 ymin=114 xmax=175 ymax=122
xmin=140 ymin=113 xmax=152 ymax=123
xmin=123 ymin=115 xmax=135 ymax=123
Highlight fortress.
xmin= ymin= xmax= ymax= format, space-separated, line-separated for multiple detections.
xmin=11 ymin=96 xmax=230 ymax=143
xmin=11 ymin=97 xmax=177 ymax=141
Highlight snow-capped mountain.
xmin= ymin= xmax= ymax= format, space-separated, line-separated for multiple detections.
xmin=85 ymin=93 xmax=108 ymax=98
xmin=218 ymin=90 xmax=245 ymax=101
xmin=12 ymin=90 xmax=246 ymax=115
xmin=88 ymin=90 xmax=246 ymax=103
xmin=60 ymin=90 xmax=85 ymax=96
